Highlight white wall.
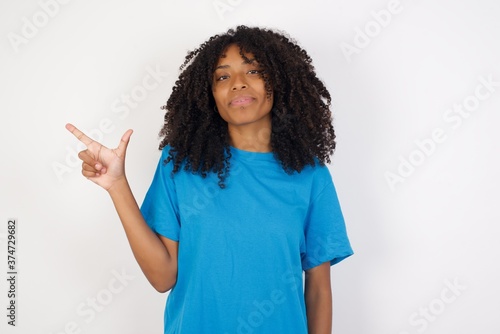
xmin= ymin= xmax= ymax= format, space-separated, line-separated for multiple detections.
xmin=1 ymin=0 xmax=499 ymax=333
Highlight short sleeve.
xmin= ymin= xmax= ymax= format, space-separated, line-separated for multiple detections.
xmin=301 ymin=168 xmax=353 ymax=271
xmin=140 ymin=147 xmax=180 ymax=241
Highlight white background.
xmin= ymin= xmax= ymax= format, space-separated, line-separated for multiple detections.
xmin=1 ymin=0 xmax=499 ymax=333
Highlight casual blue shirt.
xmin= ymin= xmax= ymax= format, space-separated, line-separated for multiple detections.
xmin=140 ymin=146 xmax=353 ymax=333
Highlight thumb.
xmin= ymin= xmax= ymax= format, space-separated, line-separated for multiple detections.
xmin=116 ymin=129 xmax=133 ymax=157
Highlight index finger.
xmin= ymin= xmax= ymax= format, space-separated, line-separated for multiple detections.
xmin=65 ymin=123 xmax=95 ymax=146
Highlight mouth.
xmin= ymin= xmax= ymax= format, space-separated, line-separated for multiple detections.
xmin=230 ymin=96 xmax=255 ymax=106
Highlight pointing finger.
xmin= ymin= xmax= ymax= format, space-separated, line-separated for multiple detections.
xmin=66 ymin=123 xmax=95 ymax=147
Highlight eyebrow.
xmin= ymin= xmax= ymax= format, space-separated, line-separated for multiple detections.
xmin=215 ymin=58 xmax=257 ymax=70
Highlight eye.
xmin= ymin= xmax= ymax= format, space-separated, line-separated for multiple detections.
xmin=247 ymin=70 xmax=261 ymax=75
xmin=215 ymin=75 xmax=229 ymax=81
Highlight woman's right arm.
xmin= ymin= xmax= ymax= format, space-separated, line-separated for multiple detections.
xmin=108 ymin=178 xmax=178 ymax=292
xmin=66 ymin=123 xmax=178 ymax=292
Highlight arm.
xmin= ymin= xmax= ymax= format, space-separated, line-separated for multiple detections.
xmin=107 ymin=178 xmax=178 ymax=292
xmin=305 ymin=261 xmax=332 ymax=334
xmin=66 ymin=123 xmax=178 ymax=292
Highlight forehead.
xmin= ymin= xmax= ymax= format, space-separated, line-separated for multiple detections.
xmin=216 ymin=44 xmax=256 ymax=65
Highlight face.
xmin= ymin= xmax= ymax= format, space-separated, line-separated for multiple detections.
xmin=212 ymin=44 xmax=273 ymax=133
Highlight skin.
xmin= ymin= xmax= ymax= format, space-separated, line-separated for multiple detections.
xmin=65 ymin=123 xmax=178 ymax=293
xmin=66 ymin=43 xmax=333 ymax=333
xmin=212 ymin=44 xmax=274 ymax=153
xmin=305 ymin=262 xmax=333 ymax=334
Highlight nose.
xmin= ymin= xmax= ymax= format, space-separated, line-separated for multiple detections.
xmin=231 ymin=73 xmax=247 ymax=91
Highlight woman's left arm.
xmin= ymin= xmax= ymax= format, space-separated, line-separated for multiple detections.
xmin=304 ymin=261 xmax=333 ymax=334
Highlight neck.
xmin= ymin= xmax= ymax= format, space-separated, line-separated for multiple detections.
xmin=228 ymin=124 xmax=272 ymax=152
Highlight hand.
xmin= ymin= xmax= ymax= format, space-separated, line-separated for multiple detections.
xmin=65 ymin=123 xmax=133 ymax=191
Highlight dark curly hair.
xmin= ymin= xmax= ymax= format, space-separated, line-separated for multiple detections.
xmin=158 ymin=25 xmax=336 ymax=188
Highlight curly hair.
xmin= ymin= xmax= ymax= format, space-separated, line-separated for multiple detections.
xmin=158 ymin=25 xmax=336 ymax=188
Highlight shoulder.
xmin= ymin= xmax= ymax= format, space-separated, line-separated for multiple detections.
xmin=300 ymin=161 xmax=333 ymax=185
xmin=158 ymin=145 xmax=181 ymax=170
xmin=150 ymin=145 xmax=176 ymax=181
xmin=159 ymin=144 xmax=173 ymax=161
xmin=297 ymin=162 xmax=337 ymax=203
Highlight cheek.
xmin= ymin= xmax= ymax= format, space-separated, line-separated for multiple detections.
xmin=264 ymin=93 xmax=274 ymax=109
xmin=212 ymin=90 xmax=223 ymax=106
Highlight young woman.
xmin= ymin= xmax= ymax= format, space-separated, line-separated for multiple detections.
xmin=67 ymin=26 xmax=353 ymax=334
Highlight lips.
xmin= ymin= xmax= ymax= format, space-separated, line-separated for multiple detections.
xmin=230 ymin=96 xmax=254 ymax=106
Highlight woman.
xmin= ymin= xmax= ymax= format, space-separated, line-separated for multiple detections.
xmin=67 ymin=25 xmax=353 ymax=334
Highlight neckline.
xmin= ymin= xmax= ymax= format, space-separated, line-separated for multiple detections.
xmin=229 ymin=146 xmax=275 ymax=162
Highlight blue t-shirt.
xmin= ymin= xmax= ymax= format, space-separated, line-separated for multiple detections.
xmin=140 ymin=146 xmax=353 ymax=334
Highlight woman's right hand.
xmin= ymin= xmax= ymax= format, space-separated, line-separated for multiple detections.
xmin=65 ymin=123 xmax=133 ymax=191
